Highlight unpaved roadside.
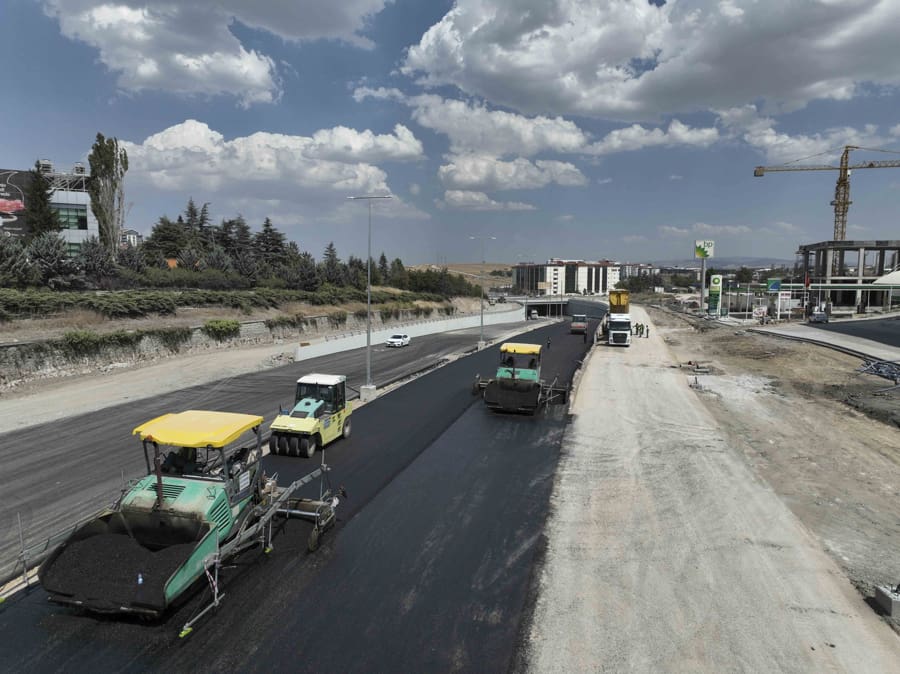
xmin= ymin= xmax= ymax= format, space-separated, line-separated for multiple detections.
xmin=523 ymin=306 xmax=900 ymax=672
xmin=646 ymin=305 xmax=900 ymax=629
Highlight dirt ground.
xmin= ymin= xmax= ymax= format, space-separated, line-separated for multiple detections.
xmin=645 ymin=304 xmax=900 ymax=630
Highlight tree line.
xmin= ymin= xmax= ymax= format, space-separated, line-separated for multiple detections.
xmin=2 ymin=195 xmax=479 ymax=297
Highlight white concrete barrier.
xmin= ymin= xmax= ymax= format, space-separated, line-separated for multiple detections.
xmin=294 ymin=304 xmax=525 ymax=361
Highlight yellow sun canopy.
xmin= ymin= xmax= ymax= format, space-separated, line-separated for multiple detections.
xmin=500 ymin=342 xmax=542 ymax=355
xmin=133 ymin=410 xmax=264 ymax=448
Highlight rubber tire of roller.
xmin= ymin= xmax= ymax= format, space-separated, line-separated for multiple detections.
xmin=342 ymin=419 xmax=351 ymax=439
xmin=269 ymin=434 xmax=279 ymax=455
xmin=304 ymin=435 xmax=317 ymax=459
xmin=308 ymin=527 xmax=320 ymax=552
xmin=277 ymin=434 xmax=289 ymax=455
xmin=288 ymin=435 xmax=300 ymax=457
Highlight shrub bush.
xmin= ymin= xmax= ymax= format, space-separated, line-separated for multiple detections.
xmin=202 ymin=319 xmax=242 ymax=341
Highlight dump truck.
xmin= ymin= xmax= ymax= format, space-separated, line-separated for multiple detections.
xmin=600 ymin=290 xmax=632 ymax=346
xmin=472 ymin=342 xmax=568 ymax=414
xmin=38 ymin=410 xmax=340 ymax=635
xmin=570 ymin=314 xmax=588 ymax=334
xmin=269 ymin=374 xmax=352 ymax=458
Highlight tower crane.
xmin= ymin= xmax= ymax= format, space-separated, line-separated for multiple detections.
xmin=754 ymin=145 xmax=900 ymax=240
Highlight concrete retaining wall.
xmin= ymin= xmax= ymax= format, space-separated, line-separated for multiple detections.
xmin=0 ymin=305 xmax=525 ymax=390
xmin=294 ymin=304 xmax=525 ymax=361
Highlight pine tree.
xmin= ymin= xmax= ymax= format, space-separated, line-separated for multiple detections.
xmin=0 ymin=235 xmax=34 ymax=286
xmin=24 ymin=161 xmax=62 ymax=241
xmin=28 ymin=232 xmax=82 ymax=288
xmin=320 ymin=242 xmax=345 ymax=286
xmin=378 ymin=252 xmax=389 ymax=281
xmin=184 ymin=198 xmax=200 ymax=235
xmin=143 ymin=216 xmax=188 ymax=259
xmin=78 ymin=236 xmax=117 ymax=283
xmin=252 ymin=217 xmax=287 ymax=266
xmin=389 ymin=258 xmax=408 ymax=289
xmin=116 ymin=243 xmax=146 ymax=273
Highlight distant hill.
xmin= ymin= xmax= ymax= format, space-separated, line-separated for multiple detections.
xmin=652 ymin=257 xmax=795 ymax=268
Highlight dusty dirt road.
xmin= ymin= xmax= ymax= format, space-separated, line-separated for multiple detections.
xmin=523 ymin=305 xmax=899 ymax=672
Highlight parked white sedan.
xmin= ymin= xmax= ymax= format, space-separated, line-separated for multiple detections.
xmin=385 ymin=333 xmax=411 ymax=347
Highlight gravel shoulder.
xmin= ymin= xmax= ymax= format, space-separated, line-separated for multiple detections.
xmin=523 ymin=305 xmax=900 ymax=672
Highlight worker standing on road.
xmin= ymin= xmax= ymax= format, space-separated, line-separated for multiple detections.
xmin=546 ymin=336 xmax=551 ymax=350
xmin=646 ymin=326 xmax=650 ymax=338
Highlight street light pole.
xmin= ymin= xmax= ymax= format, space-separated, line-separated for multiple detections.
xmin=470 ymin=235 xmax=496 ymax=348
xmin=348 ymin=194 xmax=392 ymax=400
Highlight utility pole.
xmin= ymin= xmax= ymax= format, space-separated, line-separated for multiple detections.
xmin=348 ymin=194 xmax=392 ymax=401
xmin=470 ymin=235 xmax=496 ymax=348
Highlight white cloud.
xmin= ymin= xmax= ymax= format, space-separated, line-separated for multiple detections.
xmin=659 ymin=225 xmax=690 ymax=237
xmin=43 ymin=0 xmax=389 ymax=105
xmin=437 ymin=190 xmax=536 ymax=211
xmin=596 ymin=177 xmax=613 ymax=185
xmin=406 ymin=94 xmax=588 ymax=157
xmin=692 ymin=222 xmax=752 ymax=236
xmin=555 ymin=214 xmax=574 ymax=223
xmin=890 ymin=124 xmax=900 ymax=137
xmin=402 ymin=0 xmax=900 ymax=120
xmin=586 ymin=120 xmax=719 ymax=155
xmin=669 ymin=174 xmax=683 ymax=181
xmin=438 ymin=155 xmax=587 ymax=191
xmin=409 ymin=182 xmax=421 ymax=195
xmin=718 ymin=105 xmax=890 ymax=164
xmin=623 ymin=234 xmax=647 ymax=243
xmin=123 ymin=119 xmax=425 ymax=222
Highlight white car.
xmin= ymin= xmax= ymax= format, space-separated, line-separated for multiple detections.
xmin=385 ymin=333 xmax=411 ymax=347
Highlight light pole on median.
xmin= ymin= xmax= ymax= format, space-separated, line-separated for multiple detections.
xmin=348 ymin=194 xmax=392 ymax=401
xmin=470 ymin=235 xmax=496 ymax=348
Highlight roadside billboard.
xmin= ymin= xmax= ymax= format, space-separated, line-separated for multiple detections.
xmin=766 ymin=278 xmax=782 ymax=293
xmin=694 ymin=240 xmax=714 ymax=259
xmin=0 ymin=169 xmax=29 ymax=238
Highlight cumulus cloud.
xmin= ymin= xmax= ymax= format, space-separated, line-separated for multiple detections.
xmin=437 ymin=190 xmax=536 ymax=211
xmin=357 ymin=92 xmax=589 ymax=157
xmin=43 ymin=0 xmax=389 ymax=105
xmin=122 ymin=119 xmax=426 ymax=222
xmin=659 ymin=225 xmax=690 ymax=237
xmin=718 ymin=105 xmax=890 ymax=164
xmin=438 ymin=155 xmax=587 ymax=191
xmin=890 ymin=124 xmax=900 ymax=137
xmin=402 ymin=0 xmax=900 ymax=120
xmin=586 ymin=120 xmax=719 ymax=155
xmin=692 ymin=222 xmax=752 ymax=236
xmin=409 ymin=182 xmax=421 ymax=195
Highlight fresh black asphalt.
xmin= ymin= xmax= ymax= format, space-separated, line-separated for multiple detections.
xmin=806 ymin=315 xmax=900 ymax=348
xmin=0 ymin=317 xmax=597 ymax=672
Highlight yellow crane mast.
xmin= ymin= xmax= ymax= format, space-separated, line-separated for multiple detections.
xmin=754 ymin=145 xmax=900 ymax=241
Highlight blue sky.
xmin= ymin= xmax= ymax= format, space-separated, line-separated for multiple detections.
xmin=3 ymin=0 xmax=900 ymax=265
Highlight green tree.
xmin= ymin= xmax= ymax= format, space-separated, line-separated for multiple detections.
xmin=23 ymin=161 xmax=61 ymax=241
xmin=320 ymin=242 xmax=345 ymax=285
xmin=232 ymin=216 xmax=253 ymax=258
xmin=368 ymin=256 xmax=382 ymax=286
xmin=232 ymin=248 xmax=258 ymax=281
xmin=346 ymin=255 xmax=367 ymax=290
xmin=116 ymin=243 xmax=146 ymax=273
xmin=87 ymin=132 xmax=128 ymax=255
xmin=77 ymin=236 xmax=117 ymax=283
xmin=388 ymin=258 xmax=408 ymax=289
xmin=252 ymin=217 xmax=287 ymax=267
xmin=204 ymin=244 xmax=233 ymax=272
xmin=378 ymin=252 xmax=389 ymax=281
xmin=177 ymin=246 xmax=206 ymax=271
xmin=735 ymin=266 xmax=754 ymax=283
xmin=0 ymin=235 xmax=34 ymax=286
xmin=28 ymin=232 xmax=82 ymax=288
xmin=143 ymin=216 xmax=188 ymax=259
xmin=184 ymin=198 xmax=200 ymax=236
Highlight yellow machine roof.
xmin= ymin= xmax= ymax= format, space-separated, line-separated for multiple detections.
xmin=500 ymin=342 xmax=542 ymax=355
xmin=132 ymin=410 xmax=264 ymax=448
